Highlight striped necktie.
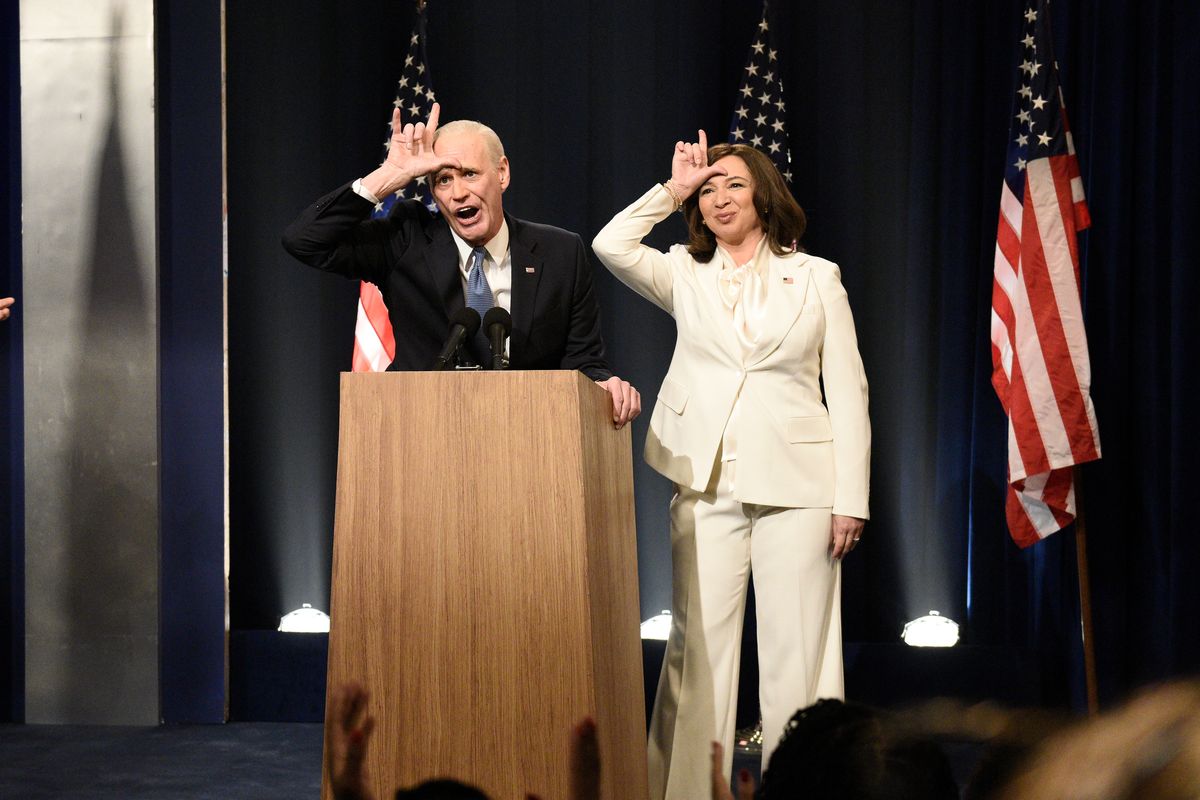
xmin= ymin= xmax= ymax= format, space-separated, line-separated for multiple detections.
xmin=465 ymin=246 xmax=492 ymax=365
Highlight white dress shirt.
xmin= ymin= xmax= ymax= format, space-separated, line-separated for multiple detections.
xmin=715 ymin=237 xmax=770 ymax=463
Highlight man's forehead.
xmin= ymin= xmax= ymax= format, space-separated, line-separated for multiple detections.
xmin=434 ymin=131 xmax=487 ymax=160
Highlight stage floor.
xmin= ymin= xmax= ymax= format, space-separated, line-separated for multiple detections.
xmin=0 ymin=720 xmax=981 ymax=798
xmin=0 ymin=721 xmax=770 ymax=799
xmin=0 ymin=722 xmax=322 ymax=799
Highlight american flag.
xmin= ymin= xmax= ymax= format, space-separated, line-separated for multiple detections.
xmin=352 ymin=3 xmax=439 ymax=373
xmin=991 ymin=0 xmax=1100 ymax=547
xmin=729 ymin=2 xmax=792 ymax=183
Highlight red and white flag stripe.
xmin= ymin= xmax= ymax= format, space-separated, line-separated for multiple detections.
xmin=992 ymin=6 xmax=1100 ymax=547
xmin=351 ymin=282 xmax=395 ymax=373
xmin=992 ymin=158 xmax=1099 ymax=544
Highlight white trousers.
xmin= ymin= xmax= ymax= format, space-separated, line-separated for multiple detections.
xmin=647 ymin=459 xmax=843 ymax=800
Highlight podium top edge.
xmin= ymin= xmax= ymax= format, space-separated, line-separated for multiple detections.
xmin=339 ymin=370 xmax=600 ymax=391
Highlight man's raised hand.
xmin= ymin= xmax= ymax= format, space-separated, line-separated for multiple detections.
xmin=362 ymin=102 xmax=460 ymax=200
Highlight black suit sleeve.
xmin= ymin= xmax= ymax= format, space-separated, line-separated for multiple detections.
xmin=561 ymin=234 xmax=613 ymax=382
xmin=281 ymin=182 xmax=420 ymax=288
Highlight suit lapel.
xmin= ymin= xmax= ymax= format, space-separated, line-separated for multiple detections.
xmin=506 ymin=215 xmax=543 ymax=363
xmin=424 ymin=218 xmax=465 ymax=318
xmin=745 ymin=253 xmax=811 ymax=367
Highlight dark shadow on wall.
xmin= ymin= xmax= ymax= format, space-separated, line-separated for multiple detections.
xmin=55 ymin=8 xmax=157 ymax=723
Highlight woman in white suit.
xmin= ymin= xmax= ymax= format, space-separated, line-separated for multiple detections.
xmin=592 ymin=133 xmax=870 ymax=800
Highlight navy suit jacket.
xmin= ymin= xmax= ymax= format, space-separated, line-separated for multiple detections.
xmin=282 ymin=182 xmax=613 ymax=380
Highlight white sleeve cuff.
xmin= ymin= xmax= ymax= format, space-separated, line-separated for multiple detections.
xmin=351 ymin=178 xmax=381 ymax=205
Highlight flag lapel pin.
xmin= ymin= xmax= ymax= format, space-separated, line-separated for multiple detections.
xmin=782 ymin=276 xmax=794 ymax=284
xmin=525 ymin=266 xmax=536 ymax=273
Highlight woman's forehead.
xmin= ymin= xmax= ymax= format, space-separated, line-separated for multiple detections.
xmin=706 ymin=155 xmax=753 ymax=183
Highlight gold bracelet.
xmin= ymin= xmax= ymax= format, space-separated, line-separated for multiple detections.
xmin=661 ymin=181 xmax=683 ymax=212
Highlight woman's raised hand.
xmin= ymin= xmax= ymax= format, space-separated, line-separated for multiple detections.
xmin=668 ymin=130 xmax=727 ymax=201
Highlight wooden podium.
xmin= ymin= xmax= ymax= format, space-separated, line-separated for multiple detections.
xmin=322 ymin=371 xmax=648 ymax=800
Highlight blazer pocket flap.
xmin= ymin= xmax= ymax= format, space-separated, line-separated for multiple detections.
xmin=657 ymin=377 xmax=689 ymax=415
xmin=787 ymin=415 xmax=833 ymax=443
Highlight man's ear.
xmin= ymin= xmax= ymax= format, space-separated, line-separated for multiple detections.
xmin=498 ymin=156 xmax=511 ymax=192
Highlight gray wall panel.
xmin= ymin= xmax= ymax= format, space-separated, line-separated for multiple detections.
xmin=20 ymin=0 xmax=158 ymax=725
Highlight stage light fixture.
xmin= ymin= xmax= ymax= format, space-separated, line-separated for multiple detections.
xmin=640 ymin=610 xmax=672 ymax=641
xmin=901 ymin=610 xmax=959 ymax=647
xmin=278 ymin=603 xmax=330 ymax=633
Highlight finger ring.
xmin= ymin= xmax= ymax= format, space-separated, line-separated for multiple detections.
xmin=853 ymin=537 xmax=861 ymax=542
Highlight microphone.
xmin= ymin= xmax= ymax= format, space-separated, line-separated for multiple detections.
xmin=482 ymin=307 xmax=512 ymax=371
xmin=432 ymin=307 xmax=481 ymax=371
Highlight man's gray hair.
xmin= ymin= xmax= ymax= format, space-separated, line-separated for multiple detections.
xmin=434 ymin=120 xmax=506 ymax=166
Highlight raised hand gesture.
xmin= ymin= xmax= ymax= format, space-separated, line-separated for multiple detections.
xmin=666 ymin=130 xmax=727 ymax=202
xmin=362 ymin=102 xmax=461 ymax=199
xmin=710 ymin=742 xmax=755 ymax=800
xmin=328 ymin=682 xmax=377 ymax=800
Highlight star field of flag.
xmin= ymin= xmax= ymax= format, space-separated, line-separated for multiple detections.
xmin=1002 ymin=2 xmax=1070 ymax=200
xmin=729 ymin=3 xmax=792 ymax=183
xmin=376 ymin=17 xmax=438 ymax=218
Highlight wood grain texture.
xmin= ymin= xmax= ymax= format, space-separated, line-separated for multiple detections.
xmin=322 ymin=371 xmax=647 ymax=800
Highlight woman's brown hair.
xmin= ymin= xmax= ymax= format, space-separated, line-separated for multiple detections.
xmin=682 ymin=143 xmax=807 ymax=262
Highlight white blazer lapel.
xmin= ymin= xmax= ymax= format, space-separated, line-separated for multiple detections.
xmin=745 ymin=254 xmax=811 ymax=367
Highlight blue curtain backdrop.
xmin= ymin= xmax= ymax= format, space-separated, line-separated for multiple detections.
xmin=2 ymin=0 xmax=25 ymax=724
xmin=216 ymin=0 xmax=1199 ymax=710
xmin=1065 ymin=0 xmax=1200 ymax=700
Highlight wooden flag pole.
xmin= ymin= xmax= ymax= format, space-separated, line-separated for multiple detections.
xmin=1074 ymin=466 xmax=1099 ymax=715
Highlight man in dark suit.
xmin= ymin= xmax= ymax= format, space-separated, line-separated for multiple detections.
xmin=282 ymin=104 xmax=641 ymax=428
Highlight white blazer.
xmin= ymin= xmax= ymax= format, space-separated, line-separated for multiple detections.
xmin=593 ymin=185 xmax=870 ymax=517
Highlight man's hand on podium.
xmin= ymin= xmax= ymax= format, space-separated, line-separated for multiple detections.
xmin=597 ymin=376 xmax=642 ymax=430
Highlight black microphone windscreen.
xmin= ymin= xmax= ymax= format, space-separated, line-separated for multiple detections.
xmin=482 ymin=306 xmax=513 ymax=335
xmin=452 ymin=306 xmax=481 ymax=337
